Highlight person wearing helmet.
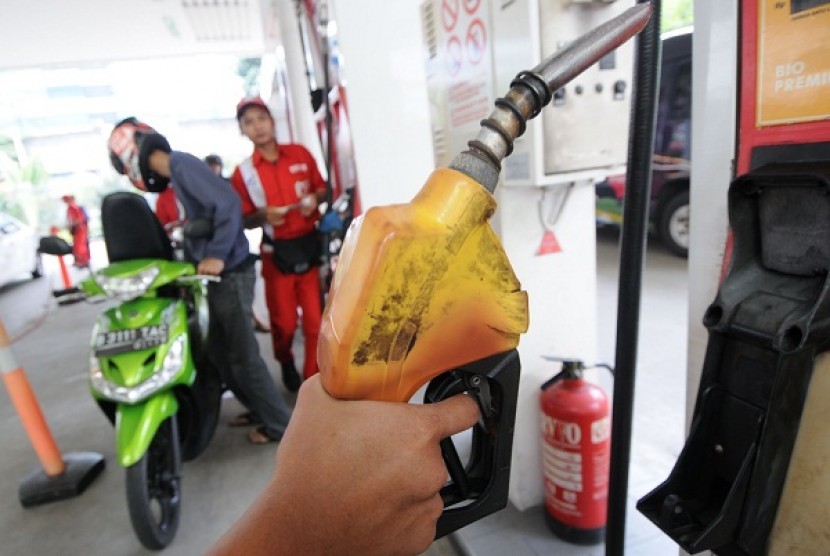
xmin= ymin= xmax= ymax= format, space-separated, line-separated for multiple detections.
xmin=230 ymin=97 xmax=326 ymax=394
xmin=107 ymin=117 xmax=292 ymax=445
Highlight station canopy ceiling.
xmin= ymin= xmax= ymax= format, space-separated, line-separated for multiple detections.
xmin=1 ymin=0 xmax=280 ymax=71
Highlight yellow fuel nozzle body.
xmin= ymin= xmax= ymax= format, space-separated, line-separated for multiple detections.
xmin=319 ymin=167 xmax=528 ymax=402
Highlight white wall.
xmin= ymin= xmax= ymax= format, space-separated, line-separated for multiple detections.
xmin=332 ymin=0 xmax=436 ymax=209
xmin=497 ymin=180 xmax=598 ymax=510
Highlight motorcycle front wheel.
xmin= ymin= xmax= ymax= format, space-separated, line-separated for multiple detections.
xmin=126 ymin=416 xmax=182 ymax=550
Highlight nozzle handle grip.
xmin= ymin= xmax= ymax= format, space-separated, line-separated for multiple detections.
xmin=424 ymin=350 xmax=521 ymax=539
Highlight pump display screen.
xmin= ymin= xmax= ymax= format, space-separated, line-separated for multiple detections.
xmin=791 ymin=0 xmax=830 ymax=14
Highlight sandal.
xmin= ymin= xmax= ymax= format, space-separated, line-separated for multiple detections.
xmin=229 ymin=412 xmax=262 ymax=427
xmin=248 ymin=426 xmax=283 ymax=445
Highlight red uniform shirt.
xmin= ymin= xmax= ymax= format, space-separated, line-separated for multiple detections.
xmin=155 ymin=187 xmax=182 ymax=228
xmin=230 ymin=144 xmax=326 ymax=240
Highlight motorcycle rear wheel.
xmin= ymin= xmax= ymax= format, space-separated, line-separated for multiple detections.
xmin=126 ymin=416 xmax=182 ymax=550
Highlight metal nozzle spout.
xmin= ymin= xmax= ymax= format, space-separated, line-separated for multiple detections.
xmin=450 ymin=2 xmax=653 ymax=192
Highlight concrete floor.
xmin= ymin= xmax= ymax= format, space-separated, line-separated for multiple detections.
xmin=0 ymin=228 xmax=688 ymax=555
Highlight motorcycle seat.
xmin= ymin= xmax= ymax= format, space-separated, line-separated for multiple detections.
xmin=102 ymin=192 xmax=174 ymax=263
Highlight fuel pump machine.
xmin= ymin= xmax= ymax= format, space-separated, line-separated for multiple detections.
xmin=637 ymin=1 xmax=830 ymax=553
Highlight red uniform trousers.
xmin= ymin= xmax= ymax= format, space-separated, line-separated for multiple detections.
xmin=261 ymin=253 xmax=322 ymax=379
xmin=71 ymin=225 xmax=90 ymax=267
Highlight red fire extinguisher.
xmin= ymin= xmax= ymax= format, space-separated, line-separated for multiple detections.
xmin=540 ymin=358 xmax=612 ymax=545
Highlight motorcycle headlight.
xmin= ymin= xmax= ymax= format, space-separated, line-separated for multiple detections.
xmin=90 ymin=334 xmax=187 ymax=403
xmin=95 ymin=266 xmax=160 ymax=300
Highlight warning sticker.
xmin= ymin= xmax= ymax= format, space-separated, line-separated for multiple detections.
xmin=536 ymin=230 xmax=562 ymax=256
xmin=757 ymin=0 xmax=830 ymax=126
xmin=442 ymin=0 xmax=460 ymax=31
xmin=438 ymin=0 xmax=493 ymax=129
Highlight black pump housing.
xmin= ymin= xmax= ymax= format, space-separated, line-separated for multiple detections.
xmin=637 ymin=161 xmax=830 ymax=554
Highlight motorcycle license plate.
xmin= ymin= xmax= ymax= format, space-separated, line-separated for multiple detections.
xmin=94 ymin=325 xmax=169 ymax=357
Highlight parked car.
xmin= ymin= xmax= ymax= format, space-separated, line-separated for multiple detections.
xmin=596 ymin=27 xmax=692 ymax=257
xmin=0 ymin=211 xmax=43 ymax=288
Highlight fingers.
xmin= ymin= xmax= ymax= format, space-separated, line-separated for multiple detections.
xmin=308 ymin=375 xmax=478 ymax=442
xmin=405 ymin=495 xmax=445 ymax=555
xmin=265 ymin=206 xmax=290 ymax=225
xmin=197 ymin=258 xmax=224 ymax=275
xmin=267 ymin=206 xmax=290 ymax=216
xmin=299 ymin=195 xmax=318 ymax=216
xmin=420 ymin=393 xmax=479 ymax=441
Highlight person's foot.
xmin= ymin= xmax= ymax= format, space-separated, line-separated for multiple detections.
xmin=229 ymin=411 xmax=262 ymax=427
xmin=281 ymin=360 xmax=302 ymax=392
xmin=253 ymin=318 xmax=270 ymax=333
xmin=248 ymin=425 xmax=283 ymax=444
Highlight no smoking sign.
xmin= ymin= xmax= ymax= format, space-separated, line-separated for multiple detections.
xmin=466 ymin=18 xmax=486 ymax=65
xmin=442 ymin=0 xmax=488 ymax=77
xmin=446 ymin=36 xmax=463 ymax=76
xmin=442 ymin=0 xmax=460 ymax=31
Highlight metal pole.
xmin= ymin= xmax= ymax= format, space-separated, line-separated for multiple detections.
xmin=605 ymin=1 xmax=662 ymax=554
xmin=319 ymin=1 xmax=334 ymax=210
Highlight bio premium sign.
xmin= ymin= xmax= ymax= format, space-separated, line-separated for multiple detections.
xmin=757 ymin=0 xmax=830 ymax=126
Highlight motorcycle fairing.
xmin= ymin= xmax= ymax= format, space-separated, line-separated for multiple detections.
xmin=116 ymin=391 xmax=178 ymax=467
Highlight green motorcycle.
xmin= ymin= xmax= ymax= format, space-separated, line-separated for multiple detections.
xmin=42 ymin=192 xmax=222 ymax=550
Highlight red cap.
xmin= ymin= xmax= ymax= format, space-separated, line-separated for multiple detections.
xmin=236 ymin=97 xmax=271 ymax=120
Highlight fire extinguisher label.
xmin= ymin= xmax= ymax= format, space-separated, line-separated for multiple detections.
xmin=591 ymin=416 xmax=610 ymax=444
xmin=541 ymin=413 xmax=611 ymax=527
xmin=542 ymin=414 xmax=582 ymax=445
xmin=543 ymin=444 xmax=584 ymax=493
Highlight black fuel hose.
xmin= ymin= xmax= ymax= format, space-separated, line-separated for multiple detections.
xmin=606 ymin=1 xmax=662 ymax=555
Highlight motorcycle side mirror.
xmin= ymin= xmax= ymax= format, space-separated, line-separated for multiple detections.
xmin=183 ymin=218 xmax=213 ymax=239
xmin=39 ymin=235 xmax=73 ymax=256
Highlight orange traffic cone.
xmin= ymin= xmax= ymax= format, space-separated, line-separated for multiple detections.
xmin=48 ymin=226 xmax=73 ymax=290
xmin=47 ymin=226 xmax=84 ymax=306
xmin=0 ymin=318 xmax=104 ymax=506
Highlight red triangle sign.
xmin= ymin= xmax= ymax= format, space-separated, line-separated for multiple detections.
xmin=536 ymin=230 xmax=561 ymax=255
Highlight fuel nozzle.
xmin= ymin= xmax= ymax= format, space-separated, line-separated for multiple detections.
xmin=450 ymin=3 xmax=653 ymax=192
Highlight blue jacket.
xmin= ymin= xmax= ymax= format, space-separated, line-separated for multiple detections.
xmin=169 ymin=151 xmax=250 ymax=271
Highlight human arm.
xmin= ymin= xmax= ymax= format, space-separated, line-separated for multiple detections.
xmin=241 ymin=209 xmax=267 ymax=229
xmin=239 ymin=206 xmax=292 ymax=228
xmin=197 ymin=258 xmax=224 ymax=275
xmin=230 ymin=166 xmax=269 ymax=229
xmin=208 ymin=375 xmax=479 ymax=556
xmin=230 ymin=169 xmax=290 ymax=228
xmin=183 ymin=159 xmax=242 ymax=263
